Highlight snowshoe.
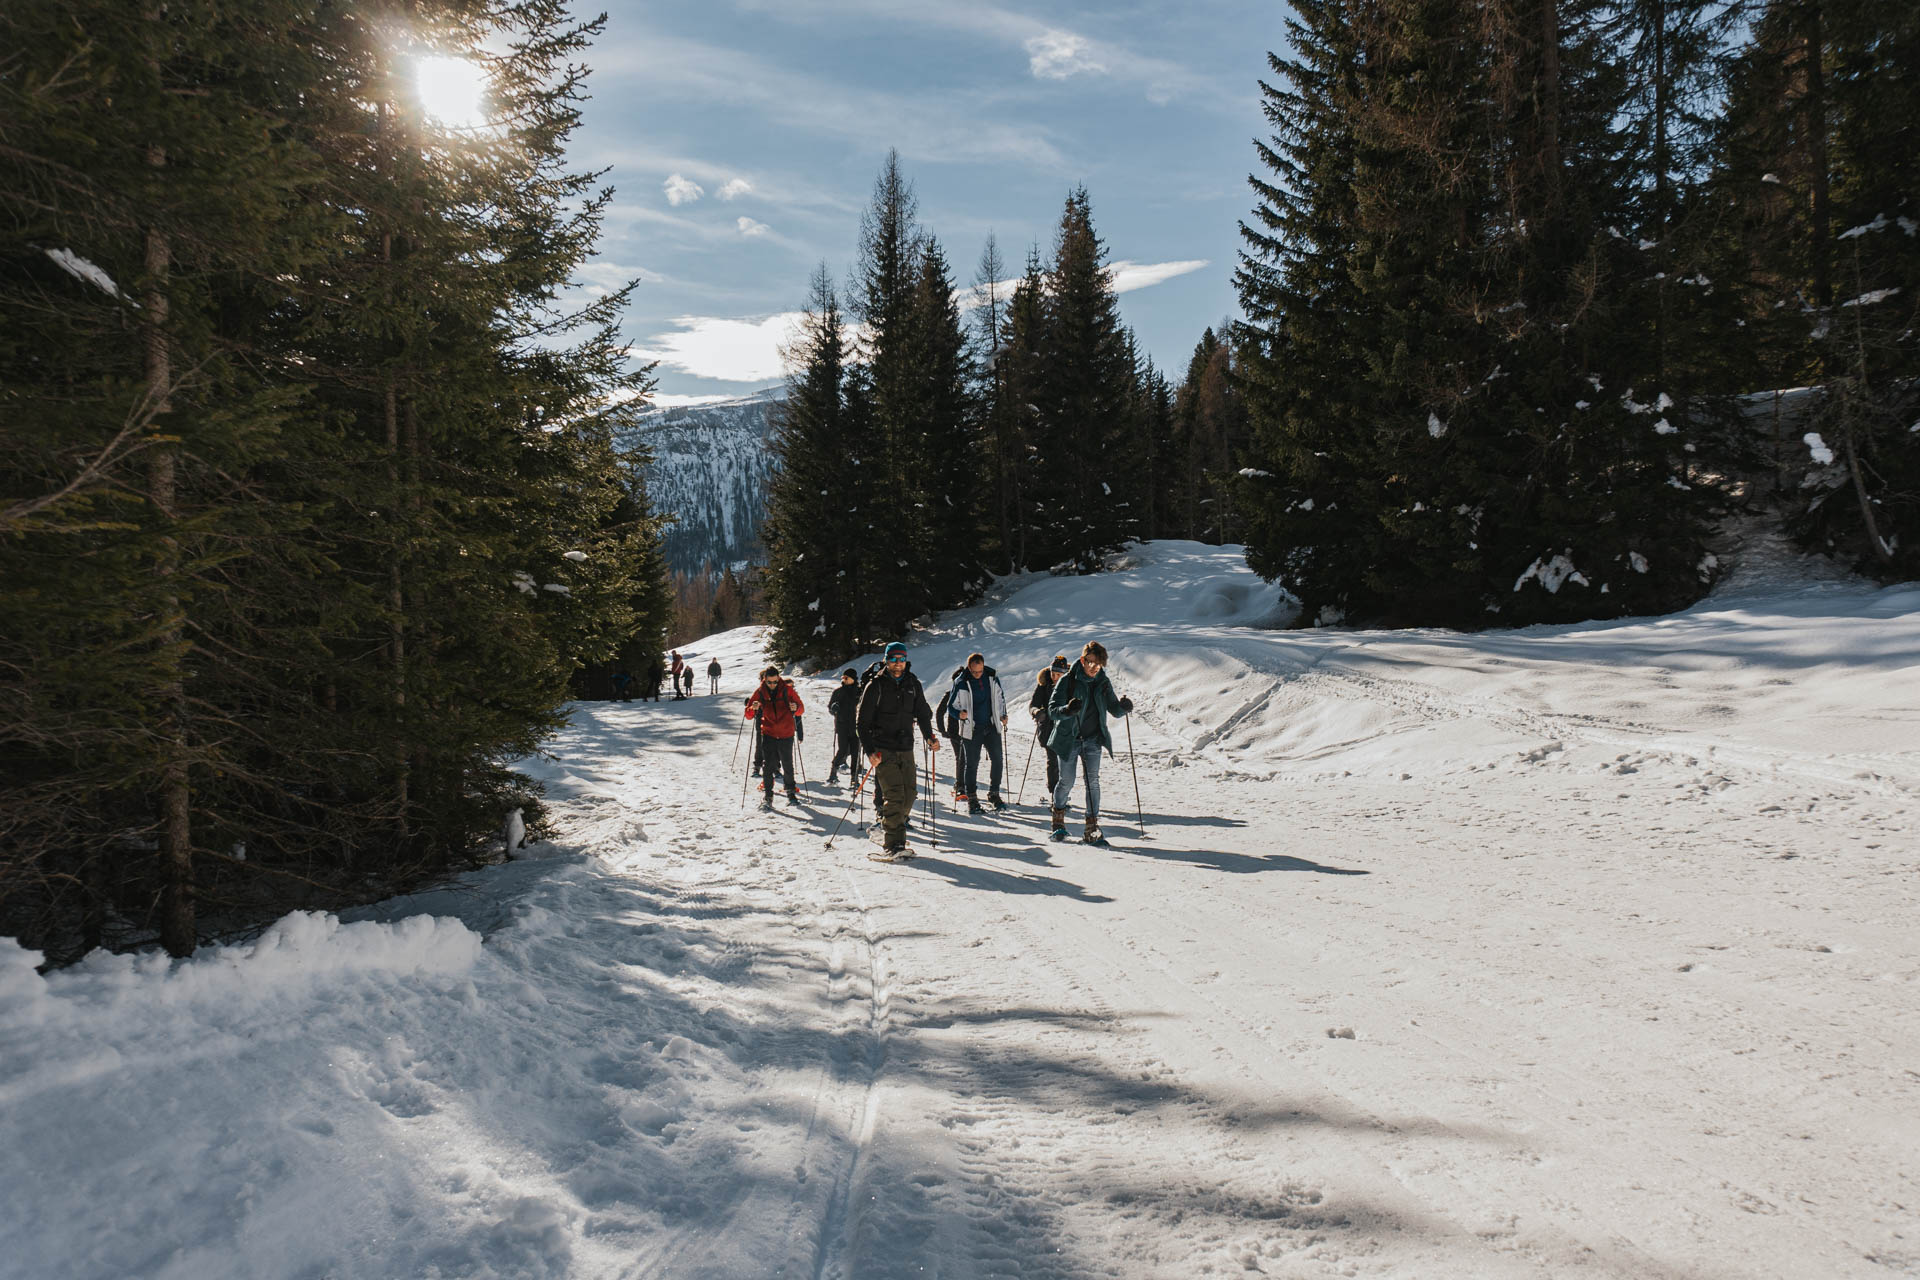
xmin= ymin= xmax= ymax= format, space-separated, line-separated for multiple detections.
xmin=988 ymin=794 xmax=1007 ymax=811
xmin=967 ymin=800 xmax=985 ymax=816
xmin=1082 ymin=828 xmax=1108 ymax=847
xmin=1049 ymin=827 xmax=1070 ymax=842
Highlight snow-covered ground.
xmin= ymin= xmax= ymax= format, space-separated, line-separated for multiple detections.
xmin=4 ymin=541 xmax=1918 ymax=1279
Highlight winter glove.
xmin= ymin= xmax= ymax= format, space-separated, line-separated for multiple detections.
xmin=1117 ymin=696 xmax=1134 ymax=714
xmin=1063 ymin=696 xmax=1083 ymax=714
xmin=1028 ymin=706 xmax=1040 ymax=721
xmin=796 ymin=717 xmax=805 ymax=741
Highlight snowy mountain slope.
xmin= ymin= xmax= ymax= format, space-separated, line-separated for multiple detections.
xmin=3 ymin=543 xmax=1917 ymax=1279
xmin=624 ymin=388 xmax=783 ymax=576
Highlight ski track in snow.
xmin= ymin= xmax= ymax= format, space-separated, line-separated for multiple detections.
xmin=3 ymin=543 xmax=1918 ymax=1279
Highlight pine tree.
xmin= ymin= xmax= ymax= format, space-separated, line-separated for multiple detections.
xmin=1237 ymin=0 xmax=1715 ymax=626
xmin=1716 ymin=1 xmax=1919 ymax=576
xmin=764 ymin=266 xmax=870 ymax=664
xmin=904 ymin=239 xmax=985 ymax=606
xmin=1030 ymin=188 xmax=1136 ymax=571
xmin=849 ymin=152 xmax=935 ymax=634
xmin=972 ymin=234 xmax=1021 ymax=572
xmin=997 ymin=249 xmax=1053 ymax=572
xmin=1 ymin=0 xmax=667 ymax=958
xmin=1234 ymin=0 xmax=1380 ymax=622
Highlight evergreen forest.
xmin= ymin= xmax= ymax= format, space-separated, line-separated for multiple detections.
xmin=762 ymin=0 xmax=1915 ymax=660
xmin=1 ymin=0 xmax=672 ymax=960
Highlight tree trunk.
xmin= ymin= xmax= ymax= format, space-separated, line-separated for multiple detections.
xmin=1805 ymin=2 xmax=1830 ymax=308
xmin=146 ymin=140 xmax=194 ymax=957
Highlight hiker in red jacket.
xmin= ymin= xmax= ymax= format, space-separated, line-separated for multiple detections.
xmin=745 ymin=665 xmax=806 ymax=808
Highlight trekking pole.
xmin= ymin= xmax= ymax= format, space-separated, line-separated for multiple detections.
xmin=924 ymin=741 xmax=938 ymax=847
xmin=1124 ymin=712 xmax=1146 ymax=837
xmin=796 ymin=734 xmax=807 ymax=785
xmin=740 ymin=736 xmax=754 ymax=808
xmin=825 ymin=759 xmax=880 ymax=848
xmin=1016 ymin=726 xmax=1038 ymax=805
xmin=731 ymin=711 xmax=747 ymax=767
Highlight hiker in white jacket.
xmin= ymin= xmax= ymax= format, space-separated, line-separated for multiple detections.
xmin=946 ymin=651 xmax=1009 ymax=813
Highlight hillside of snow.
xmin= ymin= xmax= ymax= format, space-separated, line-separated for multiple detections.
xmin=624 ymin=388 xmax=783 ymax=576
xmin=3 ymin=541 xmax=1917 ymax=1279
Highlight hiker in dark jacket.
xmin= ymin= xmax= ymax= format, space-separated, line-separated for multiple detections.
xmin=707 ymin=658 xmax=722 ymax=695
xmin=745 ymin=666 xmax=806 ymax=807
xmin=826 ymin=669 xmax=863 ymax=785
xmin=1046 ymin=640 xmax=1133 ymax=843
xmin=1028 ymin=654 xmax=1069 ymax=797
xmin=856 ymin=642 xmax=938 ymax=856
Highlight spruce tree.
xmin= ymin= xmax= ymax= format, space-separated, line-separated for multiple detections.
xmin=1031 ymin=188 xmax=1136 ymax=571
xmin=764 ymin=266 xmax=870 ymax=664
xmin=1234 ymin=0 xmax=1379 ymax=622
xmin=849 ymin=152 xmax=934 ymax=634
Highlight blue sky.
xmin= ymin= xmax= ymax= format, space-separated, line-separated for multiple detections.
xmin=559 ymin=0 xmax=1279 ymax=405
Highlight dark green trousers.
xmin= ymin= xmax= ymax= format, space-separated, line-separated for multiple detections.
xmin=873 ymin=748 xmax=919 ymax=844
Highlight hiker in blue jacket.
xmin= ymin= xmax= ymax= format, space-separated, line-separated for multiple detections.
xmin=1045 ymin=640 xmax=1133 ymax=844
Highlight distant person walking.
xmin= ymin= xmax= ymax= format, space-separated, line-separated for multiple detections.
xmin=670 ymin=650 xmax=686 ymax=699
xmin=1028 ymin=654 xmax=1069 ymax=799
xmin=644 ymin=656 xmax=666 ymax=702
xmin=1046 ymin=641 xmax=1133 ymax=845
xmin=826 ymin=669 xmax=862 ymax=785
xmin=856 ymin=642 xmax=938 ymax=859
xmin=745 ymin=666 xmax=805 ymax=808
xmin=946 ymin=651 xmax=1009 ymax=813
xmin=707 ymin=658 xmax=722 ymax=695
xmin=681 ymin=666 xmax=695 ymax=698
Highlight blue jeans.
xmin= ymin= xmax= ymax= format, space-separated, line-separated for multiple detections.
xmin=960 ymin=725 xmax=1004 ymax=798
xmin=1052 ymin=738 xmax=1102 ymax=819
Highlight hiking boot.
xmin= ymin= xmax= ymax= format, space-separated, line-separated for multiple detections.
xmin=988 ymin=794 xmax=1007 ymax=811
xmin=786 ymin=790 xmax=801 ymax=805
xmin=760 ymin=794 xmax=773 ymax=811
xmin=968 ymin=799 xmax=985 ymax=815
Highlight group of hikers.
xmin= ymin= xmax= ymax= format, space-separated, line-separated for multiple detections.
xmin=740 ymin=639 xmax=1133 ymax=860
xmin=614 ymin=650 xmax=724 ymax=702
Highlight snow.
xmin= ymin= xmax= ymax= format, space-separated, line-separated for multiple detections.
xmin=1806 ymin=432 xmax=1836 ymax=465
xmin=43 ymin=248 xmax=125 ymax=299
xmin=5 ymin=542 xmax=1920 ymax=1278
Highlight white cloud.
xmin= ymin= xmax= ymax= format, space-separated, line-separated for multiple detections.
xmin=737 ymin=216 xmax=772 ymax=238
xmin=664 ymin=173 xmax=705 ymax=206
xmin=632 ymin=313 xmax=806 ymax=383
xmin=718 ymin=178 xmax=753 ymax=201
xmin=1027 ymin=31 xmax=1105 ymax=80
xmin=596 ymin=33 xmax=1067 ymax=168
xmin=1107 ymin=259 xmax=1210 ymax=293
xmin=952 ymin=259 xmax=1210 ymax=313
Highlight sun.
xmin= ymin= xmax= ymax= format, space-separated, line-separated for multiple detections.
xmin=414 ymin=54 xmax=490 ymax=130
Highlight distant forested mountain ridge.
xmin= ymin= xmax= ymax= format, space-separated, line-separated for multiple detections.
xmin=624 ymin=388 xmax=784 ymax=576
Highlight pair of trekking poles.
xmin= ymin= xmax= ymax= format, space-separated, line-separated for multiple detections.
xmin=731 ymin=712 xmax=807 ymax=807
xmin=823 ymin=741 xmax=938 ymax=850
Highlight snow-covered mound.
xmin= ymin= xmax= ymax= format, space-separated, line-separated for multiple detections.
xmin=3 ymin=539 xmax=1916 ymax=1280
xmin=834 ymin=539 xmax=1920 ymax=796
